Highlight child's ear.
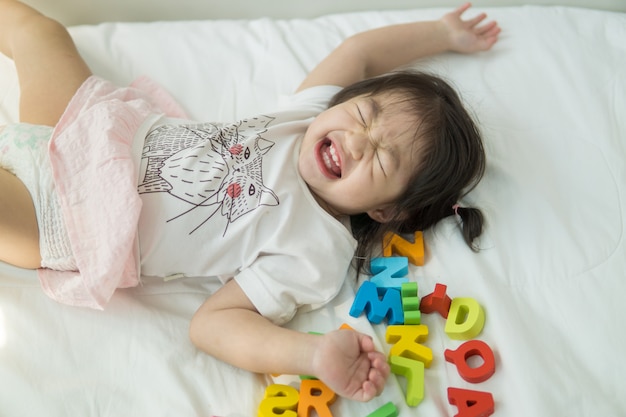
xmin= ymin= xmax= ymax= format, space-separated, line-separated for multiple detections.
xmin=367 ymin=206 xmax=395 ymax=223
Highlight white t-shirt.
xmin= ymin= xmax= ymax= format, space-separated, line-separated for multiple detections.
xmin=136 ymin=86 xmax=357 ymax=324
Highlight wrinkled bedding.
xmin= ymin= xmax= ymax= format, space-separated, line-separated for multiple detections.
xmin=0 ymin=6 xmax=625 ymax=416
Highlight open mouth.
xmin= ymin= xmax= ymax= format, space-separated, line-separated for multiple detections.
xmin=317 ymin=138 xmax=342 ymax=178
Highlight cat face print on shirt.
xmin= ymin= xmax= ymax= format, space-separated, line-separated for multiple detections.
xmin=138 ymin=116 xmax=279 ymax=235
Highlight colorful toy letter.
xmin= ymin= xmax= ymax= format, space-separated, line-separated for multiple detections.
xmin=419 ymin=283 xmax=452 ymax=318
xmin=350 ymin=281 xmax=404 ymax=325
xmin=370 ymin=257 xmax=409 ymax=293
xmin=401 ymin=282 xmax=421 ymax=325
xmin=258 ymin=384 xmax=299 ymax=417
xmin=447 ymin=387 xmax=494 ymax=417
xmin=382 ymin=231 xmax=425 ymax=266
xmin=444 ymin=340 xmax=496 ymax=384
xmin=297 ymin=379 xmax=337 ymax=417
xmin=444 ymin=297 xmax=485 ymax=340
xmin=389 ymin=355 xmax=425 ymax=407
xmin=366 ymin=402 xmax=399 ymax=417
xmin=385 ymin=325 xmax=432 ymax=367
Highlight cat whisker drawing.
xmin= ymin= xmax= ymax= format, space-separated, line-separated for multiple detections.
xmin=138 ymin=117 xmax=279 ymax=236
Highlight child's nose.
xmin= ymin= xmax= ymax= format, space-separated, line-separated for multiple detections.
xmin=344 ymin=130 xmax=370 ymax=161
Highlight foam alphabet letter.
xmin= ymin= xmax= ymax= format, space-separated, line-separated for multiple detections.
xmin=444 ymin=340 xmax=496 ymax=384
xmin=401 ymin=282 xmax=421 ymax=325
xmin=297 ymin=379 xmax=337 ymax=417
xmin=366 ymin=402 xmax=399 ymax=417
xmin=385 ymin=325 xmax=433 ymax=367
xmin=419 ymin=283 xmax=452 ymax=318
xmin=370 ymin=257 xmax=409 ymax=293
xmin=350 ymin=281 xmax=404 ymax=325
xmin=389 ymin=355 xmax=425 ymax=407
xmin=447 ymin=387 xmax=494 ymax=417
xmin=382 ymin=231 xmax=425 ymax=266
xmin=444 ymin=297 xmax=485 ymax=340
xmin=258 ymin=384 xmax=299 ymax=417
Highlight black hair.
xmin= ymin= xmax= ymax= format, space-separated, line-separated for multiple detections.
xmin=329 ymin=71 xmax=486 ymax=275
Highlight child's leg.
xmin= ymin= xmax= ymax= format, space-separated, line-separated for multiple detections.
xmin=0 ymin=1 xmax=90 ymax=268
xmin=0 ymin=167 xmax=41 ymax=269
xmin=0 ymin=0 xmax=92 ymax=126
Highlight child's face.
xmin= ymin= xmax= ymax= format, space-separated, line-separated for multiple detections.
xmin=298 ymin=93 xmax=419 ymax=222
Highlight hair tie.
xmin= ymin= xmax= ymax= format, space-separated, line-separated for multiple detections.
xmin=452 ymin=204 xmax=461 ymax=216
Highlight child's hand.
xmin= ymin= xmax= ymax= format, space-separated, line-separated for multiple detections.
xmin=441 ymin=2 xmax=501 ymax=54
xmin=311 ymin=329 xmax=390 ymax=402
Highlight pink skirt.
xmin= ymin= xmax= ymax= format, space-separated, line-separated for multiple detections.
xmin=38 ymin=75 xmax=187 ymax=309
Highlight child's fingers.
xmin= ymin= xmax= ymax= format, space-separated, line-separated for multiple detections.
xmin=366 ymin=359 xmax=389 ymax=398
xmin=360 ymin=381 xmax=378 ymax=402
xmin=453 ymin=2 xmax=473 ymax=17
xmin=476 ymin=20 xmax=499 ymax=36
xmin=368 ymin=351 xmax=390 ymax=377
xmin=366 ymin=374 xmax=385 ymax=397
xmin=369 ymin=365 xmax=388 ymax=386
xmin=357 ymin=332 xmax=376 ymax=352
xmin=467 ymin=12 xmax=488 ymax=28
xmin=486 ymin=24 xmax=502 ymax=39
xmin=478 ymin=24 xmax=501 ymax=50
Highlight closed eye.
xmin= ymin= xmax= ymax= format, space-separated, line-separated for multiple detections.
xmin=356 ymin=99 xmax=394 ymax=179
xmin=375 ymin=149 xmax=387 ymax=177
xmin=357 ymin=104 xmax=387 ymax=177
xmin=356 ymin=105 xmax=367 ymax=126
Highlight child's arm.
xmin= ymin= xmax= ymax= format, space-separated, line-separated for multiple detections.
xmin=189 ymin=279 xmax=390 ymax=402
xmin=297 ymin=2 xmax=500 ymax=92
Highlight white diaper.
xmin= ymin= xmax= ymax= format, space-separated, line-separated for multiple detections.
xmin=0 ymin=123 xmax=76 ymax=271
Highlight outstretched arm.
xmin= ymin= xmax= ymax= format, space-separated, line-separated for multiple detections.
xmin=189 ymin=279 xmax=390 ymax=402
xmin=297 ymin=2 xmax=500 ymax=91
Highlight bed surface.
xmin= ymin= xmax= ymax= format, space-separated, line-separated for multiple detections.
xmin=1 ymin=5 xmax=625 ymax=417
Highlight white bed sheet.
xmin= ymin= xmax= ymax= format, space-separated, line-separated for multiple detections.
xmin=1 ymin=6 xmax=625 ymax=417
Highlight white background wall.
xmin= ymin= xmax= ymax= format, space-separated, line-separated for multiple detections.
xmin=21 ymin=0 xmax=626 ymax=25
